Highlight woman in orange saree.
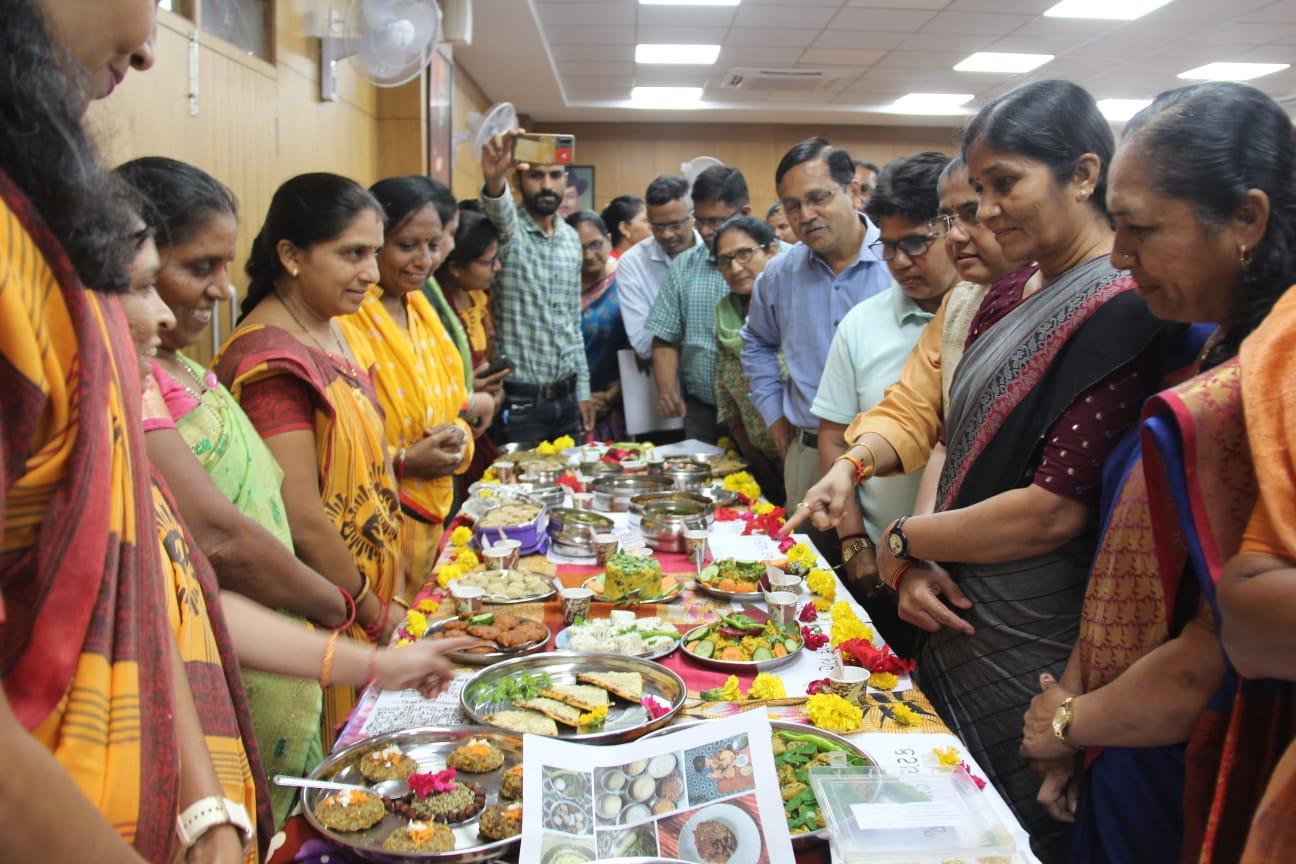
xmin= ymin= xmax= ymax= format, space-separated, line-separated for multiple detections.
xmin=339 ymin=176 xmax=475 ymax=591
xmin=215 ymin=173 xmax=401 ymax=743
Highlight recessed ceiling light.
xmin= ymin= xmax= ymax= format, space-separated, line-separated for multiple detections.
xmin=954 ymin=52 xmax=1054 ymax=74
xmin=1178 ymin=62 xmax=1290 ymax=81
xmin=630 ymin=86 xmax=705 ymax=106
xmin=1097 ymin=98 xmax=1153 ymax=121
xmin=1043 ymin=0 xmax=1172 ymax=20
xmin=639 ymin=0 xmax=740 ymax=5
xmin=885 ymin=93 xmax=974 ymax=115
xmin=635 ymin=44 xmax=722 ymax=65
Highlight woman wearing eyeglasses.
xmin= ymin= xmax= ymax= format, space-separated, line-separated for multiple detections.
xmin=567 ymin=209 xmax=628 ymax=440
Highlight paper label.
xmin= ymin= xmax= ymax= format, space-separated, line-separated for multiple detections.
xmin=850 ymin=800 xmax=962 ymax=831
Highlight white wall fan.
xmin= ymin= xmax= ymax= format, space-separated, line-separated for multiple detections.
xmin=319 ymin=0 xmax=442 ymax=101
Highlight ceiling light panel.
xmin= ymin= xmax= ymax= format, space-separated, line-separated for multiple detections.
xmin=1043 ymin=0 xmax=1174 ymax=20
xmin=1177 ymin=62 xmax=1291 ymax=81
xmin=636 ymin=43 xmax=722 ymax=64
xmin=1097 ymin=98 xmax=1153 ymax=121
xmin=954 ymin=52 xmax=1054 ymax=73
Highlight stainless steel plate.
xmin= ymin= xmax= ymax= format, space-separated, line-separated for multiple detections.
xmin=303 ymin=726 xmax=523 ymax=863
xmin=460 ymin=652 xmax=686 ymax=744
xmin=427 ymin=616 xmax=550 ymax=668
xmin=451 ymin=568 xmax=557 ymax=606
xmin=678 ymin=623 xmax=803 ymax=672
xmin=553 ymin=625 xmax=680 ymax=661
xmin=643 ymin=720 xmax=875 ymax=851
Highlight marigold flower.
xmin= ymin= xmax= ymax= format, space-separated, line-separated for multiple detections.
xmin=436 ymin=563 xmax=463 ymax=588
xmin=535 ymin=440 xmax=556 ymax=454
xmin=751 ymin=500 xmax=775 ymax=516
xmin=747 ymin=673 xmax=786 ymax=701
xmin=404 ymin=610 xmax=429 ymax=638
xmin=416 ymin=598 xmax=440 ymax=614
xmin=552 ymin=435 xmax=576 ymax=450
xmin=721 ymin=471 xmax=761 ymax=502
xmin=455 ymin=548 xmax=480 ymax=569
xmin=812 ymin=598 xmax=832 ymax=613
xmin=806 ymin=693 xmax=863 ymax=733
xmin=449 ymin=526 xmax=473 ymax=548
xmin=785 ymin=542 xmax=816 ymax=573
xmin=868 ymin=672 xmax=899 ymax=691
xmin=579 ymin=705 xmax=609 ymax=728
xmin=933 ymin=746 xmax=961 ymax=767
xmin=830 ymin=616 xmax=874 ymax=648
xmin=891 ymin=703 xmax=920 ymax=727
xmin=805 ymin=568 xmax=836 ymax=601
xmin=719 ymin=675 xmax=742 ymax=702
xmin=716 ymin=436 xmax=736 ymax=452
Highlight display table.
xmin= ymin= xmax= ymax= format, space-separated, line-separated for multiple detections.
xmin=266 ymin=509 xmax=1040 ymax=863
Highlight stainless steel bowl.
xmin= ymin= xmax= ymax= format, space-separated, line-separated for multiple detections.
xmin=638 ymin=498 xmax=713 ymax=552
xmin=647 ymin=457 xmax=711 ymax=491
xmin=547 ymin=507 xmax=615 ymax=555
xmin=522 ymin=465 xmax=563 ymax=485
xmin=529 ymin=484 xmax=566 ymax=508
xmin=628 ymin=491 xmax=713 ymax=518
xmin=580 ymin=460 xmax=622 ymax=479
xmin=591 ymin=474 xmax=671 ymax=512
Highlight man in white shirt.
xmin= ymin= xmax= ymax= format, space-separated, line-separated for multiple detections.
xmin=812 ymin=152 xmax=959 ymax=645
xmin=617 ymin=175 xmax=700 ymax=360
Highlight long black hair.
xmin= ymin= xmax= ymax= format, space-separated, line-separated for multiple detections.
xmin=963 ymin=80 xmax=1114 ymax=219
xmin=1122 ymin=82 xmax=1296 ymax=363
xmin=240 ymin=173 xmax=383 ymax=320
xmin=114 ymin=157 xmax=238 ymax=250
xmin=0 ymin=0 xmax=141 ymax=292
xmin=437 ymin=209 xmax=499 ymax=277
xmin=601 ymin=195 xmax=644 ymax=247
xmin=369 ymin=175 xmax=454 ymax=234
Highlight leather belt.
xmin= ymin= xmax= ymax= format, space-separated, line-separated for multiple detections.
xmin=504 ymin=376 xmax=577 ymax=401
xmin=796 ymin=427 xmax=819 ymax=449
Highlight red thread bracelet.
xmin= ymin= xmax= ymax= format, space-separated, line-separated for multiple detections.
xmin=333 ymin=586 xmax=357 ymax=632
xmin=890 ymin=561 xmax=914 ymax=593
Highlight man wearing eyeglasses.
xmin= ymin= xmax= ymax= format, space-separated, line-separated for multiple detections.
xmin=810 ymin=152 xmax=959 ymax=640
xmin=479 ymin=129 xmax=592 ymax=440
xmin=643 ymin=165 xmax=752 ymax=443
xmin=742 ymin=137 xmax=892 ymax=538
xmin=617 ymin=175 xmax=700 ymax=362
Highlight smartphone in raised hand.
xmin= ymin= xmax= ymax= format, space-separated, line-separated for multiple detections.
xmin=511 ymin=133 xmax=575 ymax=165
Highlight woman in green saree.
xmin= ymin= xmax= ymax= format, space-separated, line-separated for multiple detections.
xmin=116 ymin=157 xmax=362 ymax=826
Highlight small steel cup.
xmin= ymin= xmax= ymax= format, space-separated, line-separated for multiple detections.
xmin=492 ymin=539 xmax=522 ymax=570
xmin=766 ymin=591 xmax=797 ymax=626
xmin=560 ymin=587 xmax=593 ymax=626
xmin=593 ymin=533 xmax=620 ymax=565
xmin=449 ymin=584 xmax=484 ymax=615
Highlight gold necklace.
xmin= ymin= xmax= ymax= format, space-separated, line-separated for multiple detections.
xmin=274 ymin=289 xmax=357 ymax=374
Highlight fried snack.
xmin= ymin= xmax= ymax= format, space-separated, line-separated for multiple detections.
xmin=446 ymin=738 xmax=505 ymax=773
xmin=381 ymin=821 xmax=455 ymax=853
xmin=314 ymin=789 xmax=385 ymax=833
xmin=358 ymin=744 xmax=419 ymax=782
xmin=486 ymin=710 xmax=559 ymax=736
xmin=500 ymin=764 xmax=524 ymax=800
xmin=478 ymin=802 xmax=524 ymax=840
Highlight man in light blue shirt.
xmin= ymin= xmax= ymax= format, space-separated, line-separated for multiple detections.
xmin=617 ymin=175 xmax=700 ymax=360
xmin=813 ymin=152 xmax=959 ymax=644
xmin=741 ymin=137 xmax=892 ymax=517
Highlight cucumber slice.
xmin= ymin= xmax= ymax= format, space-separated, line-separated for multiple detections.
xmin=699 ymin=564 xmax=718 ymax=583
xmin=752 ymin=646 xmax=773 ymax=661
xmin=694 ymin=639 xmax=715 ymax=658
xmin=784 ymin=637 xmax=801 ymax=653
xmin=467 ymin=612 xmax=495 ymax=626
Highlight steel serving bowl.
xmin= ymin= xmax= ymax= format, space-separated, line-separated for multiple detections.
xmin=591 ymin=474 xmax=671 ymax=512
xmin=528 ymin=484 xmax=566 ymax=508
xmin=647 ymin=457 xmax=711 ymax=491
xmin=546 ymin=507 xmax=615 ymax=555
xmin=638 ymin=498 xmax=714 ymax=553
xmin=627 ymin=491 xmax=713 ymax=518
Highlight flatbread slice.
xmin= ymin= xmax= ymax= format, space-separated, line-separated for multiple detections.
xmin=539 ymin=684 xmax=610 ymax=712
xmin=515 ymin=697 xmax=583 ymax=728
xmin=485 ymin=710 xmax=558 ymax=736
xmin=575 ymin=671 xmax=644 ymax=703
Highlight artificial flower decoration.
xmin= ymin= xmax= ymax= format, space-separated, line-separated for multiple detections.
xmin=436 ymin=563 xmax=464 ymax=588
xmin=798 ymin=603 xmax=818 ymax=623
xmin=416 ymin=597 xmax=441 ymax=614
xmin=449 ymin=525 xmax=473 ymax=548
xmin=748 ymin=673 xmax=786 ymax=701
xmin=455 ymin=548 xmax=480 ymax=569
xmin=801 ymin=626 xmax=830 ymax=651
xmin=837 ymin=639 xmax=916 ymax=675
xmin=641 ymin=695 xmax=670 ymax=720
xmin=578 ymin=705 xmax=609 ymax=729
xmin=933 ymin=747 xmax=961 ymax=768
xmin=805 ymin=568 xmax=836 ymax=601
xmin=890 ymin=704 xmax=920 ymax=727
xmin=404 ymin=609 xmax=429 ymax=639
xmin=806 ymin=693 xmax=863 ymax=733
xmin=868 ymin=671 xmax=899 ymax=691
xmin=785 ymin=542 xmax=817 ymax=573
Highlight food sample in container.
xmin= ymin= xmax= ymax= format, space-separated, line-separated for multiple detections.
xmin=358 ymin=743 xmax=418 ymax=782
xmin=477 ymin=502 xmax=544 ymax=530
xmin=602 ymin=552 xmax=663 ymax=601
xmin=478 ymin=802 xmax=524 ymax=840
xmin=454 ymin=568 xmax=552 ymax=600
xmin=381 ymin=820 xmax=456 ymax=853
xmin=499 ymin=764 xmax=524 ymax=800
xmin=446 ymin=737 xmax=506 ymax=773
xmin=698 ymin=559 xmax=766 ymax=594
xmin=313 ymin=789 xmax=385 ymax=832
xmin=564 ymin=613 xmax=679 ymax=656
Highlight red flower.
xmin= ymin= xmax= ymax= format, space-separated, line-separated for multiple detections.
xmin=742 ymin=510 xmax=787 ymax=537
xmin=955 ymin=763 xmax=987 ymax=790
xmin=798 ymin=604 xmax=818 ymax=623
xmin=777 ymin=535 xmax=795 ymax=553
xmin=641 ymin=695 xmax=670 ymax=720
xmin=713 ymin=507 xmax=741 ymax=522
xmin=801 ymin=626 xmax=830 ymax=650
xmin=409 ymin=768 xmax=458 ymax=798
xmin=806 ymin=678 xmax=833 ymax=695
xmin=556 ymin=474 xmax=580 ymax=492
xmin=838 ymin=639 xmax=917 ymax=675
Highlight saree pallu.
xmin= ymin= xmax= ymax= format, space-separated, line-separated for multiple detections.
xmin=215 ymin=325 xmax=400 ymax=744
xmin=449 ymin=287 xmax=499 ymax=493
xmin=926 ymin=258 xmax=1178 ymax=860
xmin=162 ymin=353 xmax=325 ymax=828
xmin=0 ymin=172 xmax=178 ymax=858
xmin=340 ymin=288 xmax=473 ymax=591
xmin=152 ymin=474 xmax=270 ymax=860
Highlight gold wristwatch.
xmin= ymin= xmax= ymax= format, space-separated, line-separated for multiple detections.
xmin=1051 ymin=696 xmax=1078 ymax=747
xmin=841 ymin=535 xmax=874 ymax=565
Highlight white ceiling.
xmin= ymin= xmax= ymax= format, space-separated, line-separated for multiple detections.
xmin=453 ymin=0 xmax=1296 ymax=125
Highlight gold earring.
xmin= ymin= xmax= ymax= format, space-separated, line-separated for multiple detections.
xmin=1078 ymin=190 xmax=1089 ymax=201
xmin=1239 ymin=242 xmax=1253 ymax=269
xmin=291 ymin=267 xmax=299 ymax=278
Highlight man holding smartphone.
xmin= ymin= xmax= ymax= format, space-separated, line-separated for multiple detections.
xmin=479 ymin=129 xmax=593 ymax=441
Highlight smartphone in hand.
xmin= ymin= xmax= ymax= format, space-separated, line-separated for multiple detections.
xmin=511 ymin=133 xmax=575 ymax=165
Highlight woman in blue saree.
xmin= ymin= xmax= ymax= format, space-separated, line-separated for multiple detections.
xmin=1019 ymin=82 xmax=1296 ymax=864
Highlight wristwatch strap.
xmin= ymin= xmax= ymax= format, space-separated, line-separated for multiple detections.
xmin=176 ymin=796 xmax=253 ymax=850
xmin=886 ymin=516 xmax=912 ymax=561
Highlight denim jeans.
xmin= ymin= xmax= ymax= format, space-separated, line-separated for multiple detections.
xmin=495 ymin=392 xmax=581 ymax=444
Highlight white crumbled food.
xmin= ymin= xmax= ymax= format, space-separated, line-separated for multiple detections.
xmin=566 ymin=616 xmax=677 ymax=655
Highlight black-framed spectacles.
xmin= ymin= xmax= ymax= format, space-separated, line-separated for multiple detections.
xmin=581 ymin=237 xmax=608 ymax=253
xmin=650 ymin=213 xmax=694 ymax=235
xmin=713 ymin=245 xmax=766 ymax=270
xmin=931 ymin=203 xmax=980 ymax=236
xmin=870 ymin=233 xmax=938 ymax=262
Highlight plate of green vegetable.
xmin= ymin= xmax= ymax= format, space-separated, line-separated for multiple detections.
xmin=680 ymin=613 xmax=802 ymax=672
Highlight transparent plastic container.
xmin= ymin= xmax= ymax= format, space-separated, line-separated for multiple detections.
xmin=809 ymin=766 xmax=1017 ymax=864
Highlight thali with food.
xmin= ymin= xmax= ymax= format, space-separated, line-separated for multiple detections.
xmin=302 ymin=726 xmax=527 ymax=863
xmin=553 ymin=610 xmax=681 ymax=661
xmin=460 ymin=652 xmax=685 ymax=744
xmin=680 ymin=613 xmax=803 ymax=672
xmin=449 ymin=567 xmax=556 ymax=605
xmin=695 ymin=559 xmax=767 ymax=600
xmin=645 ymin=720 xmax=874 ymax=851
xmin=426 ymin=611 xmax=551 ymax=667
xmin=581 ymin=551 xmax=683 ymax=605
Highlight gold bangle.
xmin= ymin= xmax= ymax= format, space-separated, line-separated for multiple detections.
xmin=319 ymin=631 xmax=340 ymax=687
xmin=352 ymin=573 xmax=373 ymax=607
xmin=391 ymin=596 xmax=410 ymax=610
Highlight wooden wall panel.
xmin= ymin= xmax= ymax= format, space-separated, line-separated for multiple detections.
xmin=529 ymin=121 xmax=962 ymax=216
xmin=451 ymin=67 xmax=494 ymax=201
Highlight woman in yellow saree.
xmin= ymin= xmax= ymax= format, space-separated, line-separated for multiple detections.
xmin=215 ymin=173 xmax=402 ymax=742
xmin=339 ymin=176 xmax=475 ymax=590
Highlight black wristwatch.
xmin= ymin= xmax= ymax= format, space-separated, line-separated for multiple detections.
xmin=886 ymin=516 xmax=912 ymax=561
